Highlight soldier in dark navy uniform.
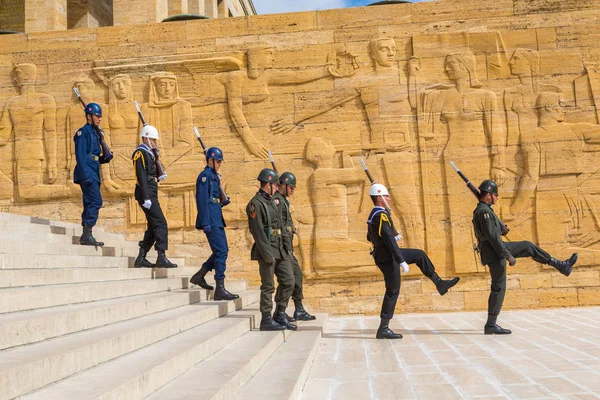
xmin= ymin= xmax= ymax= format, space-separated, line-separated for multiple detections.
xmin=473 ymin=180 xmax=577 ymax=335
xmin=246 ymin=168 xmax=296 ymax=331
xmin=132 ymin=125 xmax=177 ymax=269
xmin=73 ymin=103 xmax=111 ymax=246
xmin=368 ymin=183 xmax=459 ymax=339
xmin=273 ymin=172 xmax=315 ymax=321
xmin=190 ymin=147 xmax=239 ymax=301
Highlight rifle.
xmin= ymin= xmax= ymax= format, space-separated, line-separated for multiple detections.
xmin=450 ymin=161 xmax=509 ymax=236
xmin=73 ymin=87 xmax=113 ymax=163
xmin=268 ymin=150 xmax=278 ymax=174
xmin=359 ymin=158 xmax=402 ymax=241
xmin=134 ymin=101 xmax=167 ymax=181
xmin=193 ymin=127 xmax=229 ymax=205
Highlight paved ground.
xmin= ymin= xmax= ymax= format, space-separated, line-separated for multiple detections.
xmin=300 ymin=307 xmax=600 ymax=400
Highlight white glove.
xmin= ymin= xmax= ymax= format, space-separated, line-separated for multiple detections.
xmin=157 ymin=173 xmax=167 ymax=182
xmin=400 ymin=261 xmax=409 ymax=273
xmin=142 ymin=199 xmax=152 ymax=209
xmin=394 ymin=233 xmax=403 ymax=241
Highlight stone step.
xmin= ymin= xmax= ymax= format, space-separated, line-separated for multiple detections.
xmin=0 ymin=253 xmax=132 ymax=269
xmin=0 ymin=281 xmax=250 ymax=350
xmin=145 ymin=330 xmax=285 ymax=400
xmin=0 ymin=212 xmax=105 ymax=233
xmin=234 ymin=314 xmax=328 ymax=400
xmin=1 ymin=291 xmax=258 ymax=400
xmin=0 ymin=267 xmax=244 ymax=288
xmin=0 ymin=277 xmax=186 ymax=314
xmin=20 ymin=303 xmax=263 ymax=400
xmin=0 ymin=220 xmax=124 ymax=242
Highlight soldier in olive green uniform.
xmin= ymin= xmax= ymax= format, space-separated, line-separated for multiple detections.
xmin=246 ymin=168 xmax=297 ymax=331
xmin=273 ymin=172 xmax=316 ymax=322
xmin=473 ymin=180 xmax=578 ymax=335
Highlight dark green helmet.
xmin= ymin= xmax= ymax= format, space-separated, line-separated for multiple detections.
xmin=257 ymin=168 xmax=278 ymax=183
xmin=478 ymin=180 xmax=498 ymax=195
xmin=279 ymin=172 xmax=296 ymax=188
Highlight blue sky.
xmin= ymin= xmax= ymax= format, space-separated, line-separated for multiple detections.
xmin=253 ymin=0 xmax=430 ymax=14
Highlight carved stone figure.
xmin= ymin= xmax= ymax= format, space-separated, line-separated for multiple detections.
xmin=504 ymin=49 xmax=560 ymax=147
xmin=304 ymin=137 xmax=374 ymax=276
xmin=0 ymin=63 xmax=67 ymax=201
xmin=219 ymin=46 xmax=333 ymax=159
xmin=509 ymin=92 xmax=600 ymax=252
xmin=410 ymin=51 xmax=506 ymax=273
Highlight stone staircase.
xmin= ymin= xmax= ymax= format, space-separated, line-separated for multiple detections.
xmin=0 ymin=212 xmax=326 ymax=400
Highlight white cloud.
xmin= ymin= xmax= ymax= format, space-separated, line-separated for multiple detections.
xmin=253 ymin=0 xmax=347 ymax=14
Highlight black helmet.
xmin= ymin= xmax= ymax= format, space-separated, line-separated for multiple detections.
xmin=85 ymin=102 xmax=102 ymax=117
xmin=478 ymin=180 xmax=498 ymax=195
xmin=205 ymin=147 xmax=224 ymax=161
xmin=257 ymin=168 xmax=278 ymax=183
xmin=279 ymin=172 xmax=296 ymax=188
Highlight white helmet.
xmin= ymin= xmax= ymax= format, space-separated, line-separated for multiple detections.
xmin=369 ymin=183 xmax=389 ymax=196
xmin=141 ymin=125 xmax=159 ymax=140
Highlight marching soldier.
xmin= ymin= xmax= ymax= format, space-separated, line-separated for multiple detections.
xmin=132 ymin=125 xmax=177 ymax=269
xmin=473 ymin=180 xmax=577 ymax=334
xmin=246 ymin=168 xmax=296 ymax=331
xmin=190 ymin=147 xmax=239 ymax=301
xmin=273 ymin=172 xmax=316 ymax=321
xmin=73 ymin=103 xmax=109 ymax=246
xmin=368 ymin=184 xmax=460 ymax=339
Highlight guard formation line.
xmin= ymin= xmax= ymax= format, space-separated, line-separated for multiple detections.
xmin=72 ymin=101 xmax=578 ymax=338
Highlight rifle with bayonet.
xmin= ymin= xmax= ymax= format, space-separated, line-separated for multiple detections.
xmin=450 ymin=161 xmax=510 ymax=236
xmin=73 ymin=87 xmax=113 ymax=163
xmin=134 ymin=101 xmax=167 ymax=181
xmin=193 ymin=127 xmax=230 ymax=206
xmin=268 ymin=150 xmax=278 ymax=174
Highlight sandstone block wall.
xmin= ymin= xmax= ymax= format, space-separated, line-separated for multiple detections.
xmin=1 ymin=0 xmax=600 ymax=314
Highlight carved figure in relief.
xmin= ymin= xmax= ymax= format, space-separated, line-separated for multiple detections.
xmin=219 ymin=46 xmax=333 ymax=159
xmin=67 ymin=75 xmax=120 ymax=194
xmin=304 ymin=137 xmax=374 ymax=276
xmin=0 ymin=63 xmax=67 ymax=201
xmin=504 ymin=49 xmax=560 ymax=147
xmin=108 ymin=74 xmax=140 ymax=191
xmin=509 ymin=92 xmax=600 ymax=249
xmin=410 ymin=51 xmax=506 ymax=273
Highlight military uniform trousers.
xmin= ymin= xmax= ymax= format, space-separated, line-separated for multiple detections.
xmin=79 ymin=177 xmax=102 ymax=227
xmin=136 ymin=189 xmax=168 ymax=252
xmin=258 ymin=256 xmax=294 ymax=313
xmin=276 ymin=252 xmax=304 ymax=302
xmin=487 ymin=241 xmax=551 ymax=316
xmin=203 ymin=227 xmax=228 ymax=280
xmin=378 ymin=248 xmax=436 ymax=320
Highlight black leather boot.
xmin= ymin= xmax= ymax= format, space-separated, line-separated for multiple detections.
xmin=376 ymin=318 xmax=402 ymax=339
xmin=134 ymin=247 xmax=154 ymax=268
xmin=293 ymin=299 xmax=316 ymax=321
xmin=484 ymin=314 xmax=511 ymax=335
xmin=431 ymin=273 xmax=460 ymax=296
xmin=273 ymin=305 xmax=297 ymax=331
xmin=155 ymin=251 xmax=177 ymax=268
xmin=260 ymin=312 xmax=286 ymax=331
xmin=213 ymin=278 xmax=239 ymax=301
xmin=190 ymin=266 xmax=214 ymax=290
xmin=80 ymin=224 xmax=104 ymax=246
xmin=548 ymin=253 xmax=577 ymax=277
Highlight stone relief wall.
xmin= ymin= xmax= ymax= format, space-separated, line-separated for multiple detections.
xmin=1 ymin=0 xmax=600 ymax=314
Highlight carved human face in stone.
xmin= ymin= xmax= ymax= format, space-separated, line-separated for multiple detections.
xmin=445 ymin=56 xmax=469 ymax=81
xmin=546 ymin=102 xmax=565 ymax=123
xmin=112 ymin=78 xmax=131 ymax=101
xmin=13 ymin=64 xmax=36 ymax=87
xmin=74 ymin=81 xmax=94 ymax=98
xmin=371 ymin=39 xmax=397 ymax=68
xmin=509 ymin=51 xmax=530 ymax=77
xmin=254 ymin=49 xmax=275 ymax=70
xmin=156 ymin=78 xmax=176 ymax=100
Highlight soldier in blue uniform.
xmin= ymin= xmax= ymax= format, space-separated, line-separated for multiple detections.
xmin=190 ymin=147 xmax=239 ymax=300
xmin=368 ymin=184 xmax=460 ymax=339
xmin=132 ymin=125 xmax=177 ymax=269
xmin=73 ymin=103 xmax=111 ymax=246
